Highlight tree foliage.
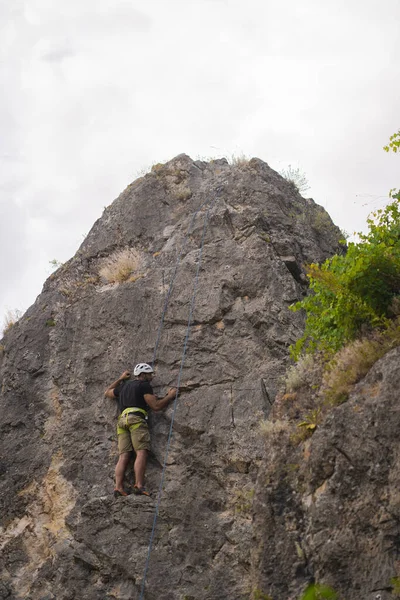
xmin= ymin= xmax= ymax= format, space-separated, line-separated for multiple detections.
xmin=383 ymin=129 xmax=400 ymax=201
xmin=290 ymin=131 xmax=400 ymax=360
xmin=290 ymin=199 xmax=400 ymax=358
xmin=300 ymin=584 xmax=338 ymax=600
xmin=383 ymin=129 xmax=400 ymax=154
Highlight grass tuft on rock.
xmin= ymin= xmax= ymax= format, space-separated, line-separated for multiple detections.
xmin=99 ymin=248 xmax=144 ymax=284
xmin=284 ymin=354 xmax=320 ymax=392
xmin=3 ymin=309 xmax=22 ymax=334
xmin=322 ymin=318 xmax=400 ymax=405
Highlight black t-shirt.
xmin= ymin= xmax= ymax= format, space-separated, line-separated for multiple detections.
xmin=114 ymin=380 xmax=153 ymax=414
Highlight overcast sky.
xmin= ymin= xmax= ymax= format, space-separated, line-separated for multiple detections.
xmin=1 ymin=0 xmax=399 ymax=332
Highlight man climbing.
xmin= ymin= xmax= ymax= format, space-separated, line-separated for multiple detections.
xmin=104 ymin=363 xmax=177 ymax=497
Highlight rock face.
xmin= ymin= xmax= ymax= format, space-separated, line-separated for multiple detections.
xmin=0 ymin=155 xmax=342 ymax=600
xmin=252 ymin=347 xmax=400 ymax=600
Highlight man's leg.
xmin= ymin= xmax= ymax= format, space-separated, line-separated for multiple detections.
xmin=134 ymin=449 xmax=148 ymax=489
xmin=115 ymin=452 xmax=130 ymax=492
xmin=129 ymin=418 xmax=151 ymax=494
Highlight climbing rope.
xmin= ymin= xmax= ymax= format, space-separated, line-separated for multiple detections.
xmin=151 ymin=195 xmax=215 ymax=367
xmin=139 ymin=188 xmax=222 ymax=600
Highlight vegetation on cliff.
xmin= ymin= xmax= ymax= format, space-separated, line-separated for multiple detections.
xmin=290 ymin=196 xmax=400 ymax=359
xmin=286 ymin=131 xmax=400 ymax=406
xmin=292 ymin=130 xmax=400 ymax=360
xmin=267 ymin=131 xmax=400 ymax=455
xmin=255 ymin=135 xmax=400 ymax=600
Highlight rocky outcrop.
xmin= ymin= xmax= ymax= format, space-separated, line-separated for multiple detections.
xmin=252 ymin=346 xmax=400 ymax=600
xmin=0 ymin=155 xmax=342 ymax=600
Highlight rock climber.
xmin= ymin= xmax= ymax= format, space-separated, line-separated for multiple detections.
xmin=104 ymin=363 xmax=177 ymax=497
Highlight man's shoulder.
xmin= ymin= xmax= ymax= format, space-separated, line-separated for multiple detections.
xmin=125 ymin=380 xmax=152 ymax=392
xmin=138 ymin=380 xmax=153 ymax=394
xmin=115 ymin=379 xmax=136 ymax=394
xmin=113 ymin=381 xmax=125 ymax=396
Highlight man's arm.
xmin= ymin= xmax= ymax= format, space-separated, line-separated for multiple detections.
xmin=104 ymin=371 xmax=131 ymax=399
xmin=144 ymin=388 xmax=177 ymax=412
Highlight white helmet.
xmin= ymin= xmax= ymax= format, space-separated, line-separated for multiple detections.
xmin=134 ymin=363 xmax=154 ymax=376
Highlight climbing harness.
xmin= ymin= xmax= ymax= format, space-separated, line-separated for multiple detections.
xmin=121 ymin=407 xmax=148 ymax=419
xmin=138 ymin=187 xmax=223 ymax=600
xmin=116 ymin=406 xmax=148 ymax=434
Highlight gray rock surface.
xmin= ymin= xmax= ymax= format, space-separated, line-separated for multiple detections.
xmin=252 ymin=347 xmax=400 ymax=600
xmin=0 ymin=155 xmax=342 ymax=599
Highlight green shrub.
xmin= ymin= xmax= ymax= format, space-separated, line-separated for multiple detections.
xmin=291 ymin=409 xmax=322 ymax=445
xmin=290 ymin=198 xmax=400 ymax=359
xmin=383 ymin=129 xmax=400 ymax=202
xmin=384 ymin=129 xmax=400 ymax=154
xmin=297 ymin=408 xmax=321 ymax=432
xmin=300 ymin=583 xmax=337 ymax=600
xmin=391 ymin=576 xmax=400 ymax=596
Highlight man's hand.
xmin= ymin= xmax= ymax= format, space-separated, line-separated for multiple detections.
xmin=144 ymin=387 xmax=178 ymax=412
xmin=120 ymin=371 xmax=131 ymax=381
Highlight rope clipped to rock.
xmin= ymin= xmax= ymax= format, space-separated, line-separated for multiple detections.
xmin=139 ymin=188 xmax=222 ymax=600
xmin=151 ymin=194 xmax=215 ymax=367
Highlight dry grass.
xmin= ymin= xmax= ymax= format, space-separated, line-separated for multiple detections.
xmin=322 ymin=319 xmax=400 ymax=405
xmin=151 ymin=162 xmax=165 ymax=174
xmin=277 ymin=319 xmax=400 ymax=446
xmin=279 ymin=165 xmax=310 ymax=195
xmin=259 ymin=419 xmax=290 ymax=439
xmin=290 ymin=427 xmax=314 ymax=446
xmin=127 ymin=273 xmax=145 ymax=283
xmin=229 ymin=153 xmax=250 ymax=167
xmin=171 ymin=169 xmax=186 ymax=184
xmin=277 ymin=320 xmax=400 ymax=445
xmin=3 ymin=309 xmax=22 ymax=333
xmin=99 ymin=248 xmax=144 ymax=284
xmin=151 ymin=163 xmax=187 ymax=184
xmin=284 ymin=354 xmax=320 ymax=392
xmin=174 ymin=187 xmax=192 ymax=201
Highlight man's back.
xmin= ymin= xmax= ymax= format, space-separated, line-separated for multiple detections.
xmin=114 ymin=379 xmax=153 ymax=413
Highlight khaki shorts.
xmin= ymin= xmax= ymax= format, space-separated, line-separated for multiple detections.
xmin=117 ymin=412 xmax=150 ymax=454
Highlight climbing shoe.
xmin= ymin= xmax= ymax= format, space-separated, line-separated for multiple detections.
xmin=133 ymin=486 xmax=150 ymax=497
xmin=113 ymin=489 xmax=129 ymax=498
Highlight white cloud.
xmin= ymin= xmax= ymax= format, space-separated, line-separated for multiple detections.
xmin=1 ymin=0 xmax=399 ymax=328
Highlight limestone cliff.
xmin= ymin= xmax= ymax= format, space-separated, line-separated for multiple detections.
xmin=252 ymin=347 xmax=400 ymax=600
xmin=1 ymin=155 xmax=344 ymax=600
